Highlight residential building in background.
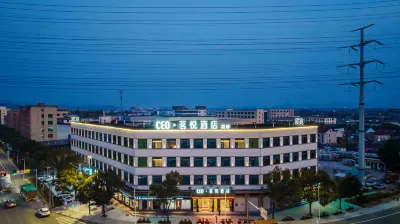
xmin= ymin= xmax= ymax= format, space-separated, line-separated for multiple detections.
xmin=368 ymin=128 xmax=396 ymax=143
xmin=318 ymin=127 xmax=338 ymax=144
xmin=0 ymin=106 xmax=6 ymax=125
xmin=172 ymin=106 xmax=207 ymax=117
xmin=6 ymin=109 xmax=20 ymax=131
xmin=71 ymin=121 xmax=318 ymax=212
xmin=267 ymin=109 xmax=294 ymax=121
xmin=57 ymin=108 xmax=69 ymax=119
xmin=304 ymin=117 xmax=337 ymax=125
xmin=19 ymin=103 xmax=58 ymax=141
xmin=388 ymin=108 xmax=400 ymax=121
xmin=215 ymin=109 xmax=264 ymax=124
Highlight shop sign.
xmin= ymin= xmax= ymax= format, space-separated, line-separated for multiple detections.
xmin=195 ymin=188 xmax=232 ymax=194
xmin=155 ymin=120 xmax=230 ymax=130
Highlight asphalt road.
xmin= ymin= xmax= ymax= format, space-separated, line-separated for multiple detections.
xmin=330 ymin=206 xmax=400 ymax=224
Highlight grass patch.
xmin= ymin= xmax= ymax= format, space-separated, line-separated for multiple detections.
xmin=346 ymin=192 xmax=393 ymax=207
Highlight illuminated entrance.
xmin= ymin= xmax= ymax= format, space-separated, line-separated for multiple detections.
xmin=192 ymin=197 xmax=233 ymax=212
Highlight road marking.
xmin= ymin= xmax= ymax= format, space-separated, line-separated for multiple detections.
xmin=350 ymin=211 xmax=400 ymax=223
xmin=56 ymin=216 xmax=86 ymax=224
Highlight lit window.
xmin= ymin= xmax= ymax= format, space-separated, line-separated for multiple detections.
xmin=221 ymin=139 xmax=230 ymax=149
xmin=152 ymin=139 xmax=162 ymax=149
xmin=152 ymin=157 xmax=162 ymax=167
xmin=235 ymin=139 xmax=245 ymax=148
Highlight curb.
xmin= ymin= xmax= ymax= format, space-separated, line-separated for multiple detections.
xmin=55 ymin=212 xmax=100 ymax=224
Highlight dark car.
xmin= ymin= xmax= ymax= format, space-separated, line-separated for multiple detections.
xmin=4 ymin=199 xmax=16 ymax=208
xmin=373 ymin=183 xmax=386 ymax=190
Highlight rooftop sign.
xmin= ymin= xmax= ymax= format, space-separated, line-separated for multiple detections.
xmin=155 ymin=120 xmax=230 ymax=130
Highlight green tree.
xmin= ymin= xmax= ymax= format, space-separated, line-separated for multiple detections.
xmin=149 ymin=170 xmax=182 ymax=221
xmin=265 ymin=167 xmax=301 ymax=219
xmin=335 ymin=175 xmax=362 ymax=210
xmin=56 ymin=168 xmax=86 ymax=195
xmin=76 ymin=175 xmax=97 ymax=215
xmin=92 ymin=170 xmax=124 ymax=217
xmin=378 ymin=139 xmax=400 ymax=172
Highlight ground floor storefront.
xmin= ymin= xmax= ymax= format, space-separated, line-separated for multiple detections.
xmin=113 ymin=187 xmax=269 ymax=213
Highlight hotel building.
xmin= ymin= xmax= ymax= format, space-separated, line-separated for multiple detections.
xmin=70 ymin=120 xmax=318 ymax=213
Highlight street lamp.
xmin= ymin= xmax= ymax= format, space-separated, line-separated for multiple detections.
xmin=21 ymin=159 xmax=26 ymax=180
xmin=87 ymin=155 xmax=92 ymax=169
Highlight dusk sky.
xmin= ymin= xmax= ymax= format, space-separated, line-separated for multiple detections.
xmin=0 ymin=0 xmax=399 ymax=109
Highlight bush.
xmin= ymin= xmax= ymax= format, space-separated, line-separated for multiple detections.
xmin=300 ymin=214 xmax=313 ymax=220
xmin=333 ymin=210 xmax=343 ymax=215
xmin=321 ymin=212 xmax=329 ymax=217
xmin=282 ymin=216 xmax=295 ymax=221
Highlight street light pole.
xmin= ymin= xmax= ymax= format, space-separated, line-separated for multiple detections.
xmin=22 ymin=159 xmax=25 ymax=180
xmin=134 ymin=186 xmax=136 ymax=224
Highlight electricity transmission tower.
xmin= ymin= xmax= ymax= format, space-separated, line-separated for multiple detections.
xmin=338 ymin=24 xmax=384 ymax=182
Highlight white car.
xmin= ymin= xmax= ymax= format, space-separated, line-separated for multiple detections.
xmin=365 ymin=180 xmax=377 ymax=187
xmin=62 ymin=195 xmax=74 ymax=203
xmin=37 ymin=207 xmax=50 ymax=218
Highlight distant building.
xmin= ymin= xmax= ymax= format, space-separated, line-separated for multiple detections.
xmin=388 ymin=108 xmax=400 ymax=121
xmin=172 ymin=106 xmax=207 ymax=117
xmin=56 ymin=108 xmax=69 ymax=119
xmin=0 ymin=106 xmax=6 ymax=125
xmin=318 ymin=127 xmax=338 ymax=144
xmin=215 ymin=109 xmax=264 ymax=124
xmin=368 ymin=128 xmax=396 ymax=142
xmin=266 ymin=109 xmax=294 ymax=121
xmin=19 ymin=103 xmax=58 ymax=141
xmin=99 ymin=116 xmax=118 ymax=124
xmin=304 ymin=117 xmax=337 ymax=125
xmin=6 ymin=109 xmax=20 ymax=131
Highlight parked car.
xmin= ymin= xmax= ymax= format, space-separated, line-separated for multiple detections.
xmin=36 ymin=207 xmax=51 ymax=218
xmin=364 ymin=180 xmax=377 ymax=187
xmin=4 ymin=199 xmax=16 ymax=208
xmin=62 ymin=195 xmax=74 ymax=203
xmin=373 ymin=183 xmax=386 ymax=190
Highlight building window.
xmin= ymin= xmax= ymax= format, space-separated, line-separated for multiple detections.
xmin=302 ymin=135 xmax=308 ymax=144
xmin=301 ymin=151 xmax=308 ymax=160
xmin=129 ymin=173 xmax=134 ymax=184
xmin=180 ymin=157 xmax=190 ymax=167
xmin=167 ymin=157 xmax=176 ymax=167
xmin=263 ymin=156 xmax=270 ymax=166
xmin=249 ymin=138 xmax=258 ymax=148
xmin=249 ymin=157 xmax=259 ymax=167
xmin=207 ymin=139 xmax=216 ymax=148
xmin=249 ymin=175 xmax=259 ymax=185
xmin=48 ymin=127 xmax=53 ymax=132
xmin=99 ymin=133 xmax=103 ymax=141
xmin=292 ymin=136 xmax=299 ymax=145
xmin=283 ymin=136 xmax=290 ymax=146
xmin=273 ymin=155 xmax=281 ymax=165
xmin=41 ymin=114 xmax=44 ymax=118
xmin=311 ymin=134 xmax=317 ymax=143
xmin=235 ymin=139 xmax=245 ymax=148
xmin=48 ymin=121 xmax=53 ymax=125
xmin=152 ymin=157 xmax=162 ymax=167
xmin=235 ymin=157 xmax=245 ymax=167
xmin=207 ymin=157 xmax=216 ymax=167
xmin=310 ymin=150 xmax=317 ymax=159
xmin=273 ymin=137 xmax=280 ymax=147
xmin=263 ymin=174 xmax=271 ymax=184
xmin=167 ymin=139 xmax=176 ymax=149
xmin=48 ymin=114 xmax=53 ymax=118
xmin=235 ymin=175 xmax=245 ymax=185
xmin=112 ymin=135 xmax=117 ymax=144
xmin=221 ymin=157 xmax=231 ymax=167
xmin=138 ymin=176 xmax=148 ymax=185
xmin=180 ymin=139 xmax=190 ymax=149
xmin=292 ymin=152 xmax=299 ymax=162
xmin=263 ymin=138 xmax=270 ymax=148
xmin=138 ymin=157 xmax=148 ymax=167
xmin=194 ymin=175 xmax=203 ymax=185
xmin=181 ymin=175 xmax=190 ymax=185
xmin=138 ymin=139 xmax=147 ymax=149
xmin=122 ymin=137 xmax=127 ymax=147
xmin=283 ymin=153 xmax=290 ymax=163
xmin=129 ymin=156 xmax=134 ymax=166
xmin=152 ymin=139 xmax=162 ymax=149
xmin=152 ymin=175 xmax=162 ymax=184
xmin=221 ymin=175 xmax=230 ymax=185
xmin=48 ymin=134 xmax=53 ymax=138
xmin=207 ymin=175 xmax=217 ymax=185
xmin=194 ymin=157 xmax=203 ymax=167
xmin=129 ymin=138 xmax=134 ymax=148
xmin=221 ymin=139 xmax=230 ymax=149
xmin=107 ymin=134 xmax=111 ymax=143
xmin=117 ymin=136 xmax=122 ymax=146
xmin=293 ymin=169 xmax=300 ymax=178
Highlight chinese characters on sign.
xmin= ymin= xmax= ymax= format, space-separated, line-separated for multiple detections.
xmin=294 ymin=118 xmax=304 ymax=126
xmin=195 ymin=188 xmax=231 ymax=194
xmin=155 ymin=120 xmax=231 ymax=130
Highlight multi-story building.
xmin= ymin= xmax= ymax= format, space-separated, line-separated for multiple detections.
xmin=304 ymin=117 xmax=337 ymax=125
xmin=57 ymin=108 xmax=69 ymax=119
xmin=266 ymin=109 xmax=294 ymax=121
xmin=0 ymin=106 xmax=6 ymax=125
xmin=388 ymin=108 xmax=400 ymax=121
xmin=70 ymin=120 xmax=318 ymax=213
xmin=19 ymin=103 xmax=58 ymax=141
xmin=172 ymin=106 xmax=207 ymax=117
xmin=318 ymin=127 xmax=338 ymax=145
xmin=215 ymin=109 xmax=264 ymax=125
xmin=6 ymin=109 xmax=20 ymax=131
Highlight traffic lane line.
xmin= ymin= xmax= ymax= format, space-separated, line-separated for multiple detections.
xmin=350 ymin=211 xmax=400 ymax=223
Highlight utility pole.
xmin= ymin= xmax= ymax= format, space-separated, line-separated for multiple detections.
xmin=338 ymin=24 xmax=384 ymax=182
xmin=118 ymin=89 xmax=124 ymax=121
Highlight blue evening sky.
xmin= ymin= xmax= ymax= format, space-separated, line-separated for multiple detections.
xmin=0 ymin=0 xmax=399 ymax=108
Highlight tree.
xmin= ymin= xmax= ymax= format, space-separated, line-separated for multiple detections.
xmin=265 ymin=167 xmax=301 ymax=219
xmin=76 ymin=175 xmax=97 ymax=215
xmin=56 ymin=168 xmax=86 ymax=194
xmin=335 ymin=175 xmax=362 ymax=210
xmin=149 ymin=171 xmax=182 ymax=221
xmin=92 ymin=169 xmax=124 ymax=217
xmin=378 ymin=139 xmax=400 ymax=172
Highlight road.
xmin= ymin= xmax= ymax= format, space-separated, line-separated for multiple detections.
xmin=0 ymin=148 xmax=84 ymax=224
xmin=331 ymin=206 xmax=400 ymax=224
